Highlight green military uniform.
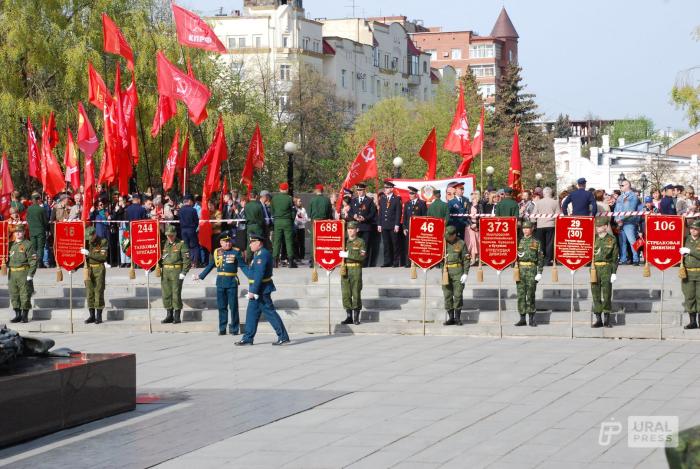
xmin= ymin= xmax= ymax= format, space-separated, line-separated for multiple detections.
xmin=11 ymin=199 xmax=25 ymax=216
xmin=244 ymin=198 xmax=265 ymax=260
xmin=84 ymin=227 xmax=108 ymax=324
xmin=681 ymin=220 xmax=700 ymax=329
xmin=160 ymin=225 xmax=191 ymax=324
xmin=667 ymin=423 xmax=700 ymax=469
xmin=26 ymin=201 xmax=48 ymax=267
xmin=270 ymin=191 xmax=296 ymax=267
xmin=591 ymin=218 xmax=619 ymax=328
xmin=7 ymin=237 xmax=37 ymax=323
xmin=426 ymin=192 xmax=449 ymax=223
xmin=515 ymin=221 xmax=544 ymax=326
xmin=442 ymin=225 xmax=471 ymax=326
xmin=309 ymin=192 xmax=333 ymax=268
xmin=494 ymin=193 xmax=519 ymax=217
xmin=340 ymin=222 xmax=366 ymax=325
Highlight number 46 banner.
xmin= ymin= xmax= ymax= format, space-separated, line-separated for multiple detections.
xmin=645 ymin=215 xmax=684 ymax=270
xmin=314 ymin=220 xmax=345 ymax=271
xmin=408 ymin=216 xmax=445 ymax=269
xmin=131 ymin=220 xmax=161 ymax=270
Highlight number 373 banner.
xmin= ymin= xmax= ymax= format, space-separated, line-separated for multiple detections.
xmin=479 ymin=217 xmax=517 ymax=270
xmin=645 ymin=215 xmax=684 ymax=270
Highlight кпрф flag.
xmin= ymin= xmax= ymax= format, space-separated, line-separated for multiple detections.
xmin=172 ymin=3 xmax=227 ymax=53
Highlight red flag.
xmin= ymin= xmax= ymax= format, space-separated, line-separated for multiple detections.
xmin=443 ymin=83 xmax=472 ymax=157
xmin=47 ymin=111 xmax=60 ymax=150
xmin=40 ymin=120 xmax=66 ymax=198
xmin=111 ymin=69 xmax=132 ymax=196
xmin=453 ymin=138 xmax=473 ymax=177
xmin=186 ymin=57 xmax=208 ymax=125
xmin=156 ymin=51 xmax=211 ymax=124
xmin=98 ymin=102 xmax=117 ymax=186
xmin=219 ymin=175 xmax=228 ymax=212
xmin=88 ymin=62 xmax=111 ymax=110
xmin=418 ymin=127 xmax=437 ymax=180
xmin=102 ymin=13 xmax=134 ymax=71
xmin=172 ymin=3 xmax=227 ymax=53
xmin=508 ymin=126 xmax=522 ymax=199
xmin=77 ymin=102 xmax=99 ymax=157
xmin=82 ymin=141 xmax=96 ymax=222
xmin=162 ymin=129 xmax=180 ymax=192
xmin=192 ymin=117 xmax=226 ymax=195
xmin=113 ymin=67 xmax=129 ymax=153
xmin=0 ymin=152 xmax=14 ymax=219
xmin=178 ymin=132 xmax=189 ymax=194
xmin=240 ymin=124 xmax=264 ymax=196
xmin=151 ymin=94 xmax=178 ymax=138
xmin=471 ymin=105 xmax=485 ymax=156
xmin=27 ymin=117 xmax=40 ymax=180
xmin=198 ymin=194 xmax=213 ymax=252
xmin=124 ymin=76 xmax=140 ymax=165
xmin=338 ymin=138 xmax=378 ymax=209
xmin=63 ymin=129 xmax=80 ymax=191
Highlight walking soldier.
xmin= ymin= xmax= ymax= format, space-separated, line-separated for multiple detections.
xmin=160 ymin=225 xmax=191 ymax=324
xmin=591 ymin=217 xmax=619 ymax=328
xmin=8 ymin=228 xmax=37 ymax=323
xmin=442 ymin=225 xmax=470 ymax=325
xmin=515 ymin=221 xmax=544 ymax=327
xmin=81 ymin=226 xmax=108 ymax=324
xmin=339 ymin=221 xmax=366 ymax=325
xmin=680 ymin=220 xmax=700 ymax=329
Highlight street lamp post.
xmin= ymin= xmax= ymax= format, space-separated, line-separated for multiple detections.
xmin=618 ymin=172 xmax=626 ymax=187
xmin=535 ymin=172 xmax=543 ymax=189
xmin=392 ymin=157 xmax=403 ymax=179
xmin=639 ymin=173 xmax=648 ymax=197
xmin=284 ymin=141 xmax=298 ymax=197
xmin=486 ymin=166 xmax=495 ymax=191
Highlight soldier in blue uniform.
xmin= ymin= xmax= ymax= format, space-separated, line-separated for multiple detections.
xmin=561 ymin=178 xmax=597 ymax=216
xmin=659 ymin=184 xmax=677 ymax=215
xmin=195 ymin=233 xmax=241 ymax=336
xmin=447 ymin=181 xmax=470 ymax=239
xmin=234 ymin=233 xmax=290 ymax=346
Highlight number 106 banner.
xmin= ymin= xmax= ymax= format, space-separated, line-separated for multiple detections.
xmin=645 ymin=215 xmax=684 ymax=270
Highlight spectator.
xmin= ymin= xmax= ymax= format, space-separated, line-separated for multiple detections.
xmin=50 ymin=194 xmax=70 ymax=222
xmin=615 ymin=179 xmax=641 ymax=266
xmin=676 ymin=185 xmax=688 ymax=215
xmin=89 ymin=199 xmax=111 ymax=244
xmin=125 ymin=193 xmax=148 ymax=221
xmin=659 ymin=184 xmax=677 ymax=215
xmin=67 ymin=193 xmax=83 ymax=220
xmin=561 ymin=178 xmax=597 ymax=216
xmin=26 ymin=193 xmax=48 ymax=268
xmin=179 ymin=195 xmax=200 ymax=267
xmin=532 ymin=187 xmax=559 ymax=266
xmin=293 ymin=197 xmax=308 ymax=263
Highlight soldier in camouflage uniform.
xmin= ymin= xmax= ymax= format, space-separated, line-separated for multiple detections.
xmin=81 ymin=226 xmax=109 ymax=324
xmin=339 ymin=221 xmax=366 ymax=325
xmin=680 ymin=219 xmax=700 ymax=329
xmin=515 ymin=221 xmax=544 ymax=327
xmin=667 ymin=423 xmax=700 ymax=468
xmin=7 ymin=228 xmax=37 ymax=324
xmin=442 ymin=225 xmax=470 ymax=325
xmin=160 ymin=225 xmax=191 ymax=324
xmin=591 ymin=217 xmax=619 ymax=328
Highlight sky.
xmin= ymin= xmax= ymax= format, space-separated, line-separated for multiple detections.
xmin=182 ymin=0 xmax=700 ymax=132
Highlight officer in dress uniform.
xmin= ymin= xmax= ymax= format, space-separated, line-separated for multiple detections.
xmin=591 ymin=217 xmax=619 ymax=328
xmin=160 ymin=225 xmax=191 ymax=325
xmin=339 ymin=221 xmax=366 ymax=325
xmin=7 ymin=228 xmax=37 ymax=324
xmin=196 ymin=232 xmax=241 ymax=335
xmin=442 ymin=225 xmax=470 ymax=326
xmin=378 ymin=180 xmax=402 ymax=267
xmin=234 ymin=233 xmax=290 ymax=346
xmin=447 ymin=182 xmax=470 ymax=239
xmin=402 ymin=186 xmax=427 ymax=267
xmin=349 ymin=183 xmax=377 ymax=267
xmin=680 ymin=220 xmax=700 ymax=329
xmin=515 ymin=221 xmax=544 ymax=327
xmin=81 ymin=226 xmax=109 ymax=324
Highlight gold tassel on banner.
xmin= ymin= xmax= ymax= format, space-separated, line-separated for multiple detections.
xmin=679 ymin=258 xmax=688 ymax=279
xmin=476 ymin=266 xmax=484 ymax=283
xmin=441 ymin=243 xmax=449 ymax=285
xmin=155 ymin=264 xmax=161 ymax=278
xmin=311 ymin=227 xmax=318 ymax=282
xmin=410 ymin=261 xmax=417 ymax=279
xmin=551 ymin=263 xmax=559 ymax=283
xmin=590 ymin=267 xmax=598 ymax=284
xmin=56 ymin=268 xmax=63 ymax=282
xmin=311 ymin=265 xmax=318 ymax=282
xmin=1 ymin=259 xmax=7 ymax=276
xmin=129 ymin=262 xmax=136 ymax=280
xmin=513 ymin=264 xmax=521 ymax=282
xmin=643 ymin=261 xmax=651 ymax=278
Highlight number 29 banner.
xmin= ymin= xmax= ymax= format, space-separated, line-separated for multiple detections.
xmin=555 ymin=216 xmax=594 ymax=271
xmin=131 ymin=220 xmax=161 ymax=270
xmin=408 ymin=216 xmax=445 ymax=269
xmin=479 ymin=217 xmax=517 ymax=270
xmin=645 ymin=215 xmax=684 ymax=270
xmin=314 ymin=220 xmax=345 ymax=271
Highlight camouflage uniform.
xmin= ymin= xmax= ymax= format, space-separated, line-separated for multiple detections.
xmin=84 ymin=227 xmax=109 ymax=324
xmin=442 ymin=225 xmax=471 ymax=325
xmin=160 ymin=225 xmax=191 ymax=324
xmin=341 ymin=221 xmax=366 ymax=325
xmin=591 ymin=218 xmax=619 ymax=328
xmin=681 ymin=220 xmax=700 ymax=329
xmin=666 ymin=423 xmax=700 ymax=469
xmin=515 ymin=221 xmax=544 ymax=326
xmin=7 ymin=237 xmax=37 ymax=323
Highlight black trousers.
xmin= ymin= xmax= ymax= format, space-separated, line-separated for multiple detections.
xmin=537 ymin=227 xmax=555 ymax=264
xmin=294 ymin=228 xmax=305 ymax=260
xmin=381 ymin=228 xmax=400 ymax=266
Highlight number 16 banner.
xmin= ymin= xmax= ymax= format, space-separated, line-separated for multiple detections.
xmin=314 ymin=220 xmax=345 ymax=271
xmin=645 ymin=214 xmax=684 ymax=270
xmin=409 ymin=216 xmax=445 ymax=269
xmin=131 ymin=220 xmax=161 ymax=270
xmin=479 ymin=217 xmax=517 ymax=270
xmin=555 ymin=216 xmax=594 ymax=271
xmin=54 ymin=222 xmax=85 ymax=271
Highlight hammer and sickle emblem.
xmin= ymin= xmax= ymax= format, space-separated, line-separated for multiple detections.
xmin=174 ymin=76 xmax=189 ymax=97
xmin=361 ymin=147 xmax=375 ymax=163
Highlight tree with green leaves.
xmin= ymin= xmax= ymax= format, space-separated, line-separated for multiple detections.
xmin=554 ymin=114 xmax=572 ymax=138
xmin=672 ymin=26 xmax=700 ymax=127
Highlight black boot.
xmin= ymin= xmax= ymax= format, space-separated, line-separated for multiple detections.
xmin=10 ymin=308 xmax=21 ymax=323
xmin=85 ymin=308 xmax=96 ymax=324
xmin=353 ymin=309 xmax=361 ymax=325
xmin=454 ymin=309 xmax=462 ymax=326
xmin=95 ymin=309 xmax=103 ymax=324
xmin=528 ymin=313 xmax=537 ymax=327
xmin=289 ymin=261 xmax=298 ymax=268
xmin=173 ymin=310 xmax=181 ymax=324
xmin=443 ymin=310 xmax=455 ymax=326
xmin=592 ymin=313 xmax=603 ymax=328
xmin=684 ymin=313 xmax=698 ymax=330
xmin=603 ymin=313 xmax=613 ymax=328
xmin=515 ymin=315 xmax=527 ymax=326
xmin=341 ymin=309 xmax=353 ymax=325
xmin=161 ymin=309 xmax=174 ymax=324
xmin=21 ymin=310 xmax=29 ymax=323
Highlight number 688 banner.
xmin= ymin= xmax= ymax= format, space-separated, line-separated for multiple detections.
xmin=408 ymin=216 xmax=446 ymax=269
xmin=314 ymin=220 xmax=345 ymax=271
xmin=131 ymin=220 xmax=161 ymax=270
xmin=645 ymin=215 xmax=684 ymax=270
xmin=479 ymin=217 xmax=517 ymax=270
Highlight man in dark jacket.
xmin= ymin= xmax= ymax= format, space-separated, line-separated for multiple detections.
xmin=349 ymin=183 xmax=377 ymax=267
xmin=402 ymin=186 xmax=427 ymax=267
xmin=26 ymin=193 xmax=48 ymax=268
xmin=178 ymin=195 xmax=200 ymax=267
xmin=378 ymin=180 xmax=402 ymax=267
xmin=561 ymin=178 xmax=597 ymax=216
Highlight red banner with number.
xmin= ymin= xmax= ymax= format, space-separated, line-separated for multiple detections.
xmin=54 ymin=222 xmax=85 ymax=271
xmin=0 ymin=221 xmax=7 ymax=266
xmin=314 ymin=220 xmax=344 ymax=272
xmin=645 ymin=214 xmax=684 ymax=271
xmin=408 ymin=216 xmax=445 ymax=269
xmin=555 ymin=216 xmax=594 ymax=271
xmin=479 ymin=217 xmax=517 ymax=271
xmin=131 ymin=220 xmax=161 ymax=270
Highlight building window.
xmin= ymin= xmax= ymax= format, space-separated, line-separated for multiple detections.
xmin=469 ymin=44 xmax=495 ymax=59
xmin=253 ymin=35 xmax=262 ymax=48
xmin=423 ymin=61 xmax=427 ymax=74
xmin=361 ymin=76 xmax=367 ymax=92
xmin=282 ymin=35 xmax=290 ymax=48
xmin=509 ymin=50 xmax=513 ymax=63
xmin=426 ymin=49 xmax=437 ymax=61
xmin=341 ymin=69 xmax=347 ymax=88
xmin=238 ymin=37 xmax=246 ymax=48
xmin=227 ymin=36 xmax=236 ymax=49
xmin=302 ymin=36 xmax=310 ymax=49
xmin=373 ymin=47 xmax=380 ymax=67
xmin=409 ymin=55 xmax=419 ymax=75
xmin=384 ymin=54 xmax=389 ymax=69
xmin=376 ymin=79 xmax=381 ymax=97
xmin=478 ymin=84 xmax=496 ymax=98
xmin=279 ymin=64 xmax=291 ymax=81
xmin=470 ymin=65 xmax=496 ymax=77
xmin=312 ymin=40 xmax=320 ymax=52
xmin=278 ymin=95 xmax=289 ymax=113
xmin=391 ymin=57 xmax=399 ymax=71
xmin=451 ymin=48 xmax=461 ymax=59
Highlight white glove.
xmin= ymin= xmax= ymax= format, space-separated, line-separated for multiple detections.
xmin=535 ymin=274 xmax=542 ymax=282
xmin=377 ymin=226 xmax=382 ymax=233
xmin=247 ymin=292 xmax=259 ymax=300
xmin=178 ymin=273 xmax=186 ymax=280
xmin=680 ymin=247 xmax=691 ymax=255
xmin=610 ymin=274 xmax=617 ymax=283
xmin=104 ymin=263 xmax=111 ymax=269
xmin=26 ymin=276 xmax=32 ymax=281
xmin=254 ymin=293 xmax=259 ymax=300
xmin=80 ymin=248 xmax=89 ymax=255
xmin=338 ymin=251 xmax=349 ymax=258
xmin=460 ymin=274 xmax=467 ymax=284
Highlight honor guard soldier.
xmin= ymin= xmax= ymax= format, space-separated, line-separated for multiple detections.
xmin=447 ymin=182 xmax=470 ymax=239
xmin=495 ymin=187 xmax=519 ymax=217
xmin=196 ymin=233 xmax=241 ymax=335
xmin=160 ymin=225 xmax=191 ymax=325
xmin=378 ymin=180 xmax=402 ymax=267
xmin=426 ymin=188 xmax=449 ymax=223
xmin=81 ymin=226 xmax=109 ymax=324
xmin=244 ymin=191 xmax=265 ymax=260
xmin=591 ymin=217 xmax=619 ymax=328
xmin=271 ymin=182 xmax=297 ymax=268
xmin=339 ymin=221 xmax=366 ymax=325
xmin=235 ymin=233 xmax=290 ymax=346
xmin=402 ymin=186 xmax=427 ymax=267
xmin=442 ymin=225 xmax=470 ymax=326
xmin=349 ymin=183 xmax=377 ymax=267
xmin=680 ymin=220 xmax=700 ymax=329
xmin=515 ymin=221 xmax=544 ymax=326
xmin=7 ymin=228 xmax=37 ymax=324
xmin=308 ymin=184 xmax=333 ymax=268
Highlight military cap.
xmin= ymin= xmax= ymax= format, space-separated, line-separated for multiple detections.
xmin=691 ymin=220 xmax=700 ymax=230
xmin=577 ymin=177 xmax=587 ymax=185
xmin=31 ymin=192 xmax=41 ymax=200
xmin=433 ymin=188 xmax=441 ymax=195
xmin=445 ymin=225 xmax=457 ymax=237
xmin=342 ymin=187 xmax=353 ymax=196
xmin=279 ymin=182 xmax=289 ymax=191
xmin=448 ymin=181 xmax=464 ymax=189
xmin=131 ymin=193 xmax=141 ymax=199
xmin=595 ymin=217 xmax=610 ymax=227
xmin=315 ymin=184 xmax=324 ymax=192
xmin=249 ymin=233 xmax=265 ymax=242
xmin=347 ymin=221 xmax=358 ymax=229
xmin=219 ymin=233 xmax=232 ymax=242
xmin=355 ymin=183 xmax=367 ymax=189
xmin=383 ymin=180 xmax=395 ymax=189
xmin=85 ymin=226 xmax=96 ymax=239
xmin=183 ymin=194 xmax=193 ymax=201
xmin=407 ymin=186 xmax=419 ymax=194
xmin=503 ymin=187 xmax=513 ymax=194
xmin=521 ymin=220 xmax=534 ymax=229
xmin=663 ymin=184 xmax=674 ymax=191
xmin=165 ymin=225 xmax=177 ymax=235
